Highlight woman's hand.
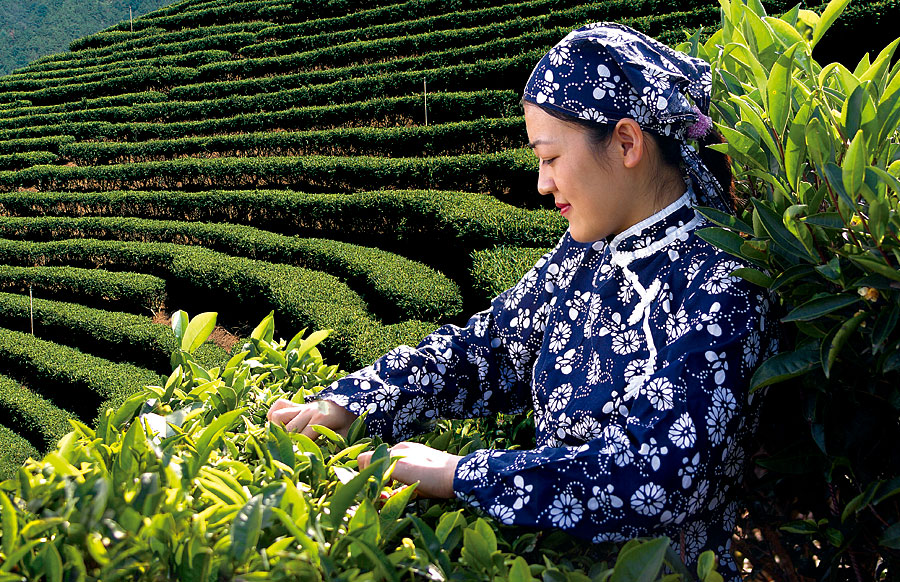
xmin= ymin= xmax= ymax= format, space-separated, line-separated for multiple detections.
xmin=358 ymin=442 xmax=461 ymax=499
xmin=266 ymin=398 xmax=357 ymax=440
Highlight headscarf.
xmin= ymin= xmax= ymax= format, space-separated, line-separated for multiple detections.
xmin=523 ymin=22 xmax=731 ymax=214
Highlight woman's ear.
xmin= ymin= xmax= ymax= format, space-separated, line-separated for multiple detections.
xmin=613 ymin=118 xmax=645 ymax=169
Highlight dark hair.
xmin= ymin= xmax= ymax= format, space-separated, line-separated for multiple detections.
xmin=524 ymin=100 xmax=736 ymax=211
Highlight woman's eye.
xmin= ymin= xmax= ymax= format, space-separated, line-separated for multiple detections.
xmin=541 ymin=157 xmax=557 ymax=166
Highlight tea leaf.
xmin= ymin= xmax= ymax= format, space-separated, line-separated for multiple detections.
xmin=328 ymin=457 xmax=387 ymax=529
xmin=182 ymin=311 xmax=217 ymax=353
xmin=782 ymin=294 xmax=860 ymax=322
xmin=230 ymin=494 xmax=263 ymax=562
xmin=750 ymin=342 xmax=820 ymax=391
xmin=610 ymin=537 xmax=669 ymax=582
xmin=509 ymin=556 xmax=535 ymax=582
xmin=767 ymin=43 xmax=799 ymax=135
xmin=811 ymin=0 xmax=852 ymax=48
xmin=171 ymin=309 xmax=188 ymax=344
xmin=0 ymin=490 xmax=17 ymax=557
xmin=250 ymin=310 xmax=275 ymax=343
xmin=822 ymin=311 xmax=867 ymax=378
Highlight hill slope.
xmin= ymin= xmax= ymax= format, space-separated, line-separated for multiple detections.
xmin=0 ymin=0 xmax=895 ymax=477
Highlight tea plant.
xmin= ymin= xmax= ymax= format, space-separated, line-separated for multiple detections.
xmin=0 ymin=312 xmax=719 ymax=581
xmin=681 ymin=0 xmax=900 ymax=578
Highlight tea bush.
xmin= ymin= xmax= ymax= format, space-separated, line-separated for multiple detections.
xmin=0 ymin=265 xmax=167 ymax=314
xmin=681 ymin=0 xmax=900 ymax=578
xmin=469 ymin=246 xmax=551 ymax=303
xmin=0 ymin=215 xmax=462 ymax=323
xmin=0 ymin=312 xmax=723 ymax=581
xmin=0 ymin=292 xmax=227 ymax=373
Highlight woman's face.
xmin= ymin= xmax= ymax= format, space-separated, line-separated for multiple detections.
xmin=524 ymin=103 xmax=652 ymax=243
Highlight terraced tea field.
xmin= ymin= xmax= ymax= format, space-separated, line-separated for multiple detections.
xmin=0 ymin=0 xmax=890 ymax=476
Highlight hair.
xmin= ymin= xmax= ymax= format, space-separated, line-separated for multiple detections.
xmin=524 ymin=100 xmax=736 ymax=212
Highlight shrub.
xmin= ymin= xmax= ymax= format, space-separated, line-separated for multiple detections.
xmin=0 ymin=264 xmax=167 ymax=313
xmin=0 ymin=150 xmax=540 ymax=202
xmin=0 ymin=291 xmax=227 ymax=373
xmin=0 ymin=313 xmax=721 ymax=581
xmin=0 ymin=188 xmax=566 ymax=265
xmin=0 ymin=237 xmax=435 ymax=369
xmin=0 ymin=422 xmax=39 ymax=482
xmin=684 ymin=0 xmax=900 ymax=578
xmin=0 ymin=372 xmax=77 ymax=452
xmin=0 ymin=326 xmax=163 ymax=426
xmin=469 ymin=245 xmax=552 ymax=303
xmin=0 ymin=215 xmax=463 ymax=323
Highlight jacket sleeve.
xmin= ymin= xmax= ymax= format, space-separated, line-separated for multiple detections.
xmin=451 ymin=255 xmax=776 ymax=544
xmin=314 ymin=235 xmax=574 ymax=442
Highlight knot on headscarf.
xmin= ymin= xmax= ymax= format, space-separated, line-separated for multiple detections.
xmin=523 ymin=22 xmax=731 ymax=214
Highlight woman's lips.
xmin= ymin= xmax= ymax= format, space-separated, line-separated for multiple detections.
xmin=556 ymin=202 xmax=571 ymax=216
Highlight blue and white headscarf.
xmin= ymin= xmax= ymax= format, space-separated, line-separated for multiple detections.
xmin=523 ymin=22 xmax=731 ymax=214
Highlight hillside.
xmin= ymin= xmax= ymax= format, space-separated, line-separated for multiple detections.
xmin=0 ymin=0 xmax=895 ymax=476
xmin=0 ymin=0 xmax=176 ymax=77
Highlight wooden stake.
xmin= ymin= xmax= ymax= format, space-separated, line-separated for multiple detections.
xmin=29 ymin=285 xmax=34 ymax=335
xmin=424 ymin=79 xmax=428 ymax=126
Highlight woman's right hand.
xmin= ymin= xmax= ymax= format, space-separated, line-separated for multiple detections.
xmin=266 ymin=398 xmax=357 ymax=440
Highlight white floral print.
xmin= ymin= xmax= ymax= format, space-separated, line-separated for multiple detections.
xmin=550 ymin=492 xmax=583 ymax=528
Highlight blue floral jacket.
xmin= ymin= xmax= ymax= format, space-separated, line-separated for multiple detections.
xmin=317 ymin=190 xmax=777 ymax=576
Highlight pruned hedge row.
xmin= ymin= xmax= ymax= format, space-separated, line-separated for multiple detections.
xmin=0 ymin=136 xmax=75 ymax=155
xmin=0 ymin=90 xmax=519 ymax=140
xmin=161 ymin=50 xmax=541 ymax=104
xmin=0 ymin=371 xmax=78 ymax=451
xmin=208 ymin=3 xmax=704 ymax=79
xmin=0 ymin=215 xmax=463 ymax=323
xmin=0 ymin=66 xmax=198 ymax=108
xmin=0 ymin=292 xmax=227 ymax=373
xmin=255 ymin=0 xmax=706 ymax=53
xmin=99 ymin=0 xmax=294 ymax=33
xmin=0 ymin=238 xmax=436 ymax=369
xmin=0 ymin=91 xmax=168 ymax=120
xmin=26 ymin=24 xmax=270 ymax=74
xmin=469 ymin=245 xmax=552 ymax=303
xmin=0 ymin=188 xmax=565 ymax=251
xmin=0 ymin=264 xmax=167 ymax=313
xmin=57 ymin=118 xmax=524 ymax=163
xmin=0 ymin=326 xmax=164 ymax=425
xmin=0 ymin=50 xmax=232 ymax=92
xmin=0 ymin=150 xmax=58 ymax=171
xmin=0 ymin=422 xmax=38 ymax=483
xmin=0 ymin=150 xmax=538 ymax=200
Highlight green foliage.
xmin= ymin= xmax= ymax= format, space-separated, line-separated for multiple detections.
xmin=0 ymin=215 xmax=462 ymax=323
xmin=681 ymin=1 xmax=900 ymax=578
xmin=0 ymin=422 xmax=38 ymax=483
xmin=0 ymin=264 xmax=167 ymax=314
xmin=0 ymin=313 xmax=711 ymax=581
xmin=0 ymin=91 xmax=520 ymax=141
xmin=0 ymin=291 xmax=227 ymax=373
xmin=0 ymin=326 xmax=163 ymax=428
xmin=0 ymin=372 xmax=75 ymax=455
xmin=0 ymin=237 xmax=435 ymax=369
xmin=0 ymin=150 xmax=538 ymax=200
xmin=469 ymin=245 xmax=552 ymax=302
xmin=55 ymin=118 xmax=526 ymax=162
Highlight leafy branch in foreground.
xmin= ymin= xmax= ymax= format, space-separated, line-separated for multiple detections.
xmin=680 ymin=0 xmax=900 ymax=578
xmin=0 ymin=312 xmax=719 ymax=581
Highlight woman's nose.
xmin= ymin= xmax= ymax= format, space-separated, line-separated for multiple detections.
xmin=537 ymin=168 xmax=554 ymax=195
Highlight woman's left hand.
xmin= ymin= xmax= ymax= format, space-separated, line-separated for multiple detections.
xmin=358 ymin=442 xmax=461 ymax=499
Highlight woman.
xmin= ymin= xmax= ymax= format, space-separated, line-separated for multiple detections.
xmin=269 ymin=22 xmax=777 ymax=576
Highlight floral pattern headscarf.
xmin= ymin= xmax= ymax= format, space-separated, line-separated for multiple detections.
xmin=523 ymin=22 xmax=730 ymax=214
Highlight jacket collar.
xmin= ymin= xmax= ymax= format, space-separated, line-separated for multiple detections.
xmin=605 ymin=188 xmax=701 ymax=264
